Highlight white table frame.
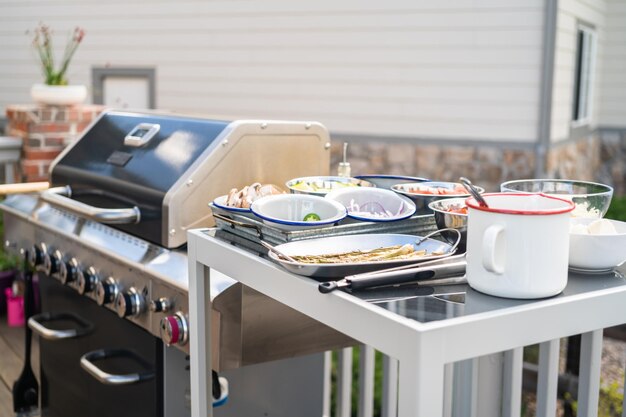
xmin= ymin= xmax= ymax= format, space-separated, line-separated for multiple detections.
xmin=188 ymin=229 xmax=626 ymax=417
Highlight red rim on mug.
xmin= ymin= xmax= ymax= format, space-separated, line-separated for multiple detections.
xmin=465 ymin=193 xmax=576 ymax=215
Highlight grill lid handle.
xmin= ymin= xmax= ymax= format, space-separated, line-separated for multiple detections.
xmin=40 ymin=186 xmax=141 ymax=224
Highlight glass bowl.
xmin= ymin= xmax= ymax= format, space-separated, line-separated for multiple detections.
xmin=500 ymin=179 xmax=613 ymax=218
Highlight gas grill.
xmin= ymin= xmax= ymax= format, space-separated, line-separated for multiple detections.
xmin=1 ymin=111 xmax=354 ymax=417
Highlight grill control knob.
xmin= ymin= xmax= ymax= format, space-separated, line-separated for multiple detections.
xmin=149 ymin=297 xmax=171 ymax=313
xmin=160 ymin=312 xmax=188 ymax=346
xmin=77 ymin=267 xmax=98 ymax=295
xmin=115 ymin=287 xmax=145 ymax=318
xmin=59 ymin=258 xmax=79 ymax=284
xmin=96 ymin=277 xmax=119 ymax=306
xmin=43 ymin=250 xmax=63 ymax=277
xmin=28 ymin=243 xmax=47 ymax=269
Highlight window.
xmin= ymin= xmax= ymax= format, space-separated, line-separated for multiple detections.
xmin=572 ymin=24 xmax=597 ymax=125
xmin=92 ymin=67 xmax=156 ymax=109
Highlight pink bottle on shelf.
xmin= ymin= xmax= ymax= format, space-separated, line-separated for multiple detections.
xmin=5 ymin=287 xmax=25 ymax=327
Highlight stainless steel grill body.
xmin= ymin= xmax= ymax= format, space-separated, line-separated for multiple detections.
xmin=1 ymin=111 xmax=357 ymax=416
xmin=2 ymin=194 xmax=353 ymax=368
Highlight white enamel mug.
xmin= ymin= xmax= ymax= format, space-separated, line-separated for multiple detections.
xmin=465 ymin=193 xmax=575 ymax=299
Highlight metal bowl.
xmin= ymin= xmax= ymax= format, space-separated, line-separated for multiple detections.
xmin=428 ymin=198 xmax=468 ymax=252
xmin=286 ymin=176 xmax=375 ymax=196
xmin=500 ymin=179 xmax=613 ymax=218
xmin=392 ymin=181 xmax=484 ymax=214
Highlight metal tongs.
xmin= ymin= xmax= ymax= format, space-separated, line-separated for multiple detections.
xmin=318 ymin=253 xmax=467 ymax=293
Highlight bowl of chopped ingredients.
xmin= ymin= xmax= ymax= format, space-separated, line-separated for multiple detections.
xmin=325 ymin=187 xmax=416 ymax=222
xmin=428 ymin=197 xmax=469 ymax=251
xmin=392 ymin=181 xmax=484 ymax=214
xmin=286 ymin=176 xmax=375 ymax=196
xmin=500 ymin=179 xmax=613 ymax=218
xmin=569 ymin=218 xmax=626 ymax=272
xmin=212 ymin=183 xmax=285 ymax=218
xmin=353 ymin=174 xmax=428 ymax=190
xmin=250 ymin=194 xmax=347 ymax=231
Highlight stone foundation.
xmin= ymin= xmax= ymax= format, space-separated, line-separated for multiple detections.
xmin=597 ymin=129 xmax=626 ymax=196
xmin=331 ymin=130 xmax=625 ymax=195
xmin=330 ymin=141 xmax=536 ymax=192
xmin=545 ymin=134 xmax=603 ymax=184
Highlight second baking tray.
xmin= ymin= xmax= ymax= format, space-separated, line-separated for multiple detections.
xmin=210 ymin=204 xmax=438 ymax=246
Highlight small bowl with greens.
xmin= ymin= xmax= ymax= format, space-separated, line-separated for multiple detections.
xmin=251 ymin=194 xmax=347 ymax=231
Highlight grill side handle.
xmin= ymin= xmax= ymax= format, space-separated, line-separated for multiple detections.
xmin=80 ymin=349 xmax=154 ymax=385
xmin=40 ymin=186 xmax=141 ymax=224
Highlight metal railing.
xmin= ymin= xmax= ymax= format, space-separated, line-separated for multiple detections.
xmin=324 ymin=332 xmax=609 ymax=417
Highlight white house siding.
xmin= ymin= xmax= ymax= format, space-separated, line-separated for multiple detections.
xmin=0 ymin=0 xmax=544 ymax=142
xmin=551 ymin=0 xmax=607 ymax=141
xmin=597 ymin=0 xmax=626 ymax=127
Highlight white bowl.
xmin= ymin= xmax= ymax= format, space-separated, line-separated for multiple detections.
xmin=251 ymin=194 xmax=347 ymax=231
xmin=569 ymin=218 xmax=626 ymax=272
xmin=325 ymin=187 xmax=416 ymax=222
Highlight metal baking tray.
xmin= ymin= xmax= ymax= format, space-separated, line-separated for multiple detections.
xmin=266 ymin=233 xmax=455 ymax=279
xmin=210 ymin=204 xmax=437 ymax=246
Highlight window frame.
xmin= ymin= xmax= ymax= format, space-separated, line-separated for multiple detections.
xmin=571 ymin=23 xmax=597 ymax=128
xmin=91 ymin=67 xmax=156 ymax=109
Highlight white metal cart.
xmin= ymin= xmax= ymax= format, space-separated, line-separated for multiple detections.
xmin=188 ymin=228 xmax=626 ymax=417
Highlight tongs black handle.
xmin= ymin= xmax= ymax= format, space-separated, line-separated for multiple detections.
xmin=318 ymin=281 xmax=340 ymax=293
xmin=318 ymin=261 xmax=466 ymax=293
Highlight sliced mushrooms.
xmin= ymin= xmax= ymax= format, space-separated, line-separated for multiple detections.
xmin=226 ymin=183 xmax=285 ymax=208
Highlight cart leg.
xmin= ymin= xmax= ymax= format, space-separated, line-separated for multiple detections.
xmin=189 ymin=237 xmax=212 ymax=417
xmin=578 ymin=330 xmax=603 ymax=417
xmin=502 ymin=347 xmax=523 ymax=417
xmin=398 ymin=355 xmax=445 ymax=417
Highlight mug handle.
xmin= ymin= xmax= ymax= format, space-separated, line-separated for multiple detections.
xmin=482 ymin=224 xmax=505 ymax=275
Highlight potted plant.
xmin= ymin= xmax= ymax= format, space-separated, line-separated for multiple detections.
xmin=30 ymin=23 xmax=87 ymax=106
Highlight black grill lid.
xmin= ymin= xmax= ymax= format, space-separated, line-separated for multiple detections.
xmin=52 ymin=111 xmax=229 ymax=194
xmin=50 ymin=111 xmax=230 ymax=246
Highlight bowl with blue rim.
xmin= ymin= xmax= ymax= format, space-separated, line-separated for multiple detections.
xmin=325 ymin=187 xmax=416 ymax=222
xmin=250 ymin=194 xmax=347 ymax=231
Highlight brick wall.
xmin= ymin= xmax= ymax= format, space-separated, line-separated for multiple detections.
xmin=6 ymin=105 xmax=105 ymax=182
